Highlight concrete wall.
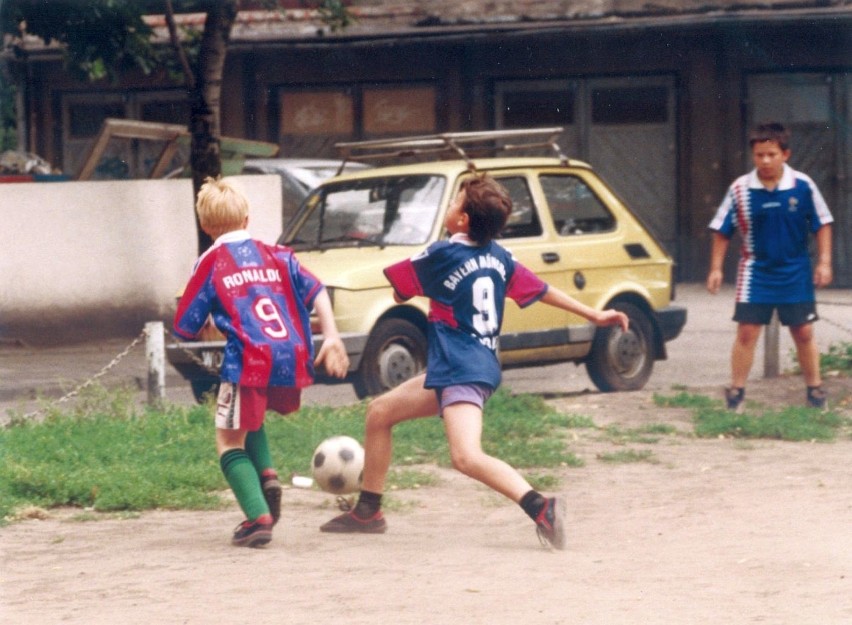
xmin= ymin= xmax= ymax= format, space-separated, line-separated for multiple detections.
xmin=0 ymin=175 xmax=283 ymax=345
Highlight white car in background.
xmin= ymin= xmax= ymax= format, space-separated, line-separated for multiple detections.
xmin=242 ymin=158 xmax=370 ymax=224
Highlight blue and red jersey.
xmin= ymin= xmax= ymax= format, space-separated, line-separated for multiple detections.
xmin=384 ymin=233 xmax=548 ymax=390
xmin=708 ymin=164 xmax=833 ymax=304
xmin=174 ymin=230 xmax=323 ymax=388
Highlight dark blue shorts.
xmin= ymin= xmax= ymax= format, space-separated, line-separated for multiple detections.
xmin=733 ymin=302 xmax=818 ymax=326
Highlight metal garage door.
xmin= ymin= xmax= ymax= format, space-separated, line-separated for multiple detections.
xmin=495 ymin=75 xmax=677 ymax=255
xmin=748 ymin=72 xmax=850 ymax=287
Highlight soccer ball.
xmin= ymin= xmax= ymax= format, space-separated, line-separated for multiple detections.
xmin=311 ymin=435 xmax=365 ymax=495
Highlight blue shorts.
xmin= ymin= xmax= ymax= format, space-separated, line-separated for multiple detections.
xmin=733 ymin=302 xmax=818 ymax=326
xmin=435 ymin=383 xmax=493 ymax=412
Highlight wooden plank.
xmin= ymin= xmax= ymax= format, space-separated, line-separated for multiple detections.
xmin=76 ymin=118 xmax=279 ymax=180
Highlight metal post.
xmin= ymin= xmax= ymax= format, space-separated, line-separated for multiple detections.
xmin=763 ymin=311 xmax=780 ymax=378
xmin=145 ymin=321 xmax=166 ymax=405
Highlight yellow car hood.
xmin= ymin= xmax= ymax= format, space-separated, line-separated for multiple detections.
xmin=293 ymin=245 xmax=423 ymax=291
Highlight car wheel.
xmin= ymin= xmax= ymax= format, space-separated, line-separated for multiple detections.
xmin=191 ymin=379 xmax=219 ymax=404
xmin=353 ymin=319 xmax=427 ymax=398
xmin=585 ymin=301 xmax=654 ymax=392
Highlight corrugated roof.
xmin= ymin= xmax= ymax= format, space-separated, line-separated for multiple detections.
xmin=9 ymin=0 xmax=851 ymax=56
xmin=222 ymin=0 xmax=852 ymax=45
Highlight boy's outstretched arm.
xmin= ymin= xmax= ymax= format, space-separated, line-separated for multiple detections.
xmin=540 ymin=287 xmax=629 ymax=332
xmin=312 ymin=289 xmax=349 ymax=378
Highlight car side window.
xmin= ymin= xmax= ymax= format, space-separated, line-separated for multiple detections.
xmin=541 ymin=175 xmax=615 ymax=236
xmin=497 ymin=176 xmax=543 ymax=239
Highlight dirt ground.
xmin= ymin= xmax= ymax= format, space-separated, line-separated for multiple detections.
xmin=2 ymin=375 xmax=851 ymax=625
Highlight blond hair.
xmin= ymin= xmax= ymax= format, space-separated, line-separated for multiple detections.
xmin=195 ymin=177 xmax=249 ymax=238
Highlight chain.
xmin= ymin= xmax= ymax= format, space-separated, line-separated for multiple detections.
xmin=820 ymin=315 xmax=852 ymax=337
xmin=20 ymin=328 xmax=148 ymax=421
xmin=817 ymin=299 xmax=852 ymax=307
xmin=817 ymin=299 xmax=852 ymax=337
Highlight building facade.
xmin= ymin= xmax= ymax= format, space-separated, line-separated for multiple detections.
xmin=6 ymin=1 xmax=852 ymax=284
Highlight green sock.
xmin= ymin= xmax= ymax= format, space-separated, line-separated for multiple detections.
xmin=220 ymin=449 xmax=269 ymax=521
xmin=245 ymin=426 xmax=274 ymax=476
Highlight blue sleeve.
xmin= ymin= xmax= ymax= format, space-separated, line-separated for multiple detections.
xmin=173 ymin=254 xmax=216 ymax=339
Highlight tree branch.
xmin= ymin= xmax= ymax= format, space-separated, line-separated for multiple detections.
xmin=164 ymin=0 xmax=195 ymax=89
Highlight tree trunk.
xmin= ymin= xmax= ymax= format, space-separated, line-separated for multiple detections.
xmin=189 ymin=1 xmax=238 ymax=255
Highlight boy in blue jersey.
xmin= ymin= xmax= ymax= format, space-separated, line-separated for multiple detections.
xmin=175 ymin=177 xmax=349 ymax=547
xmin=706 ymin=122 xmax=834 ymax=411
xmin=320 ymin=174 xmax=628 ymax=549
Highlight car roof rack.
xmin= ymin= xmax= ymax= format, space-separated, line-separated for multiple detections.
xmin=334 ymin=127 xmax=568 ymax=172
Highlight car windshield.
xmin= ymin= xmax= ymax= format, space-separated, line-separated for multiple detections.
xmin=286 ymin=175 xmax=446 ymax=249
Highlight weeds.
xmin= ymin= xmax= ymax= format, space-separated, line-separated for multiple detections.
xmin=820 ymin=341 xmax=852 ymax=373
xmin=693 ymin=405 xmax=842 ymax=441
xmin=0 ymin=385 xmax=582 ymax=521
xmin=653 ymin=391 xmax=846 ymax=441
xmin=596 ymin=449 xmax=657 ymax=464
xmin=788 ymin=340 xmax=852 ymax=375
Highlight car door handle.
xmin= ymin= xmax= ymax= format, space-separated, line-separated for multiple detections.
xmin=541 ymin=252 xmax=560 ymax=264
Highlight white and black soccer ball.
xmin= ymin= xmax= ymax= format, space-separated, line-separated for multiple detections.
xmin=311 ymin=435 xmax=364 ymax=495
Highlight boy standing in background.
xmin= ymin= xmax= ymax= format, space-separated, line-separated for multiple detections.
xmin=706 ymin=122 xmax=834 ymax=411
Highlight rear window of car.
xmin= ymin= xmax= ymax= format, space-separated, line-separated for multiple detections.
xmin=540 ymin=175 xmax=615 ymax=235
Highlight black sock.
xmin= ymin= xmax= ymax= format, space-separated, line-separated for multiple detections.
xmin=519 ymin=490 xmax=546 ymax=521
xmin=354 ymin=490 xmax=382 ymax=518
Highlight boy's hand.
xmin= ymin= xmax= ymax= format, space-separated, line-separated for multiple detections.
xmin=813 ymin=262 xmax=833 ymax=288
xmin=315 ymin=336 xmax=349 ymax=379
xmin=596 ymin=309 xmax=630 ymax=333
xmin=705 ymin=269 xmax=723 ymax=294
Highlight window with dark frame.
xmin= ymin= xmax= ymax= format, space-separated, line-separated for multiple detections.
xmin=501 ymin=90 xmax=574 ymax=128
xmin=68 ymin=103 xmax=125 ymax=138
xmin=141 ymin=101 xmax=191 ymax=126
xmin=591 ymin=86 xmax=668 ymax=124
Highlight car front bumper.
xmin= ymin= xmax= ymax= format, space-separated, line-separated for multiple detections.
xmin=165 ymin=333 xmax=368 ymax=384
xmin=654 ymin=304 xmax=688 ymax=342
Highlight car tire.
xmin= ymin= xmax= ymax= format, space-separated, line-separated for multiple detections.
xmin=585 ymin=301 xmax=654 ymax=392
xmin=353 ymin=318 xmax=427 ymax=398
xmin=191 ymin=379 xmax=219 ymax=404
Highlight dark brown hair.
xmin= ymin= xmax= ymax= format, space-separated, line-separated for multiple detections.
xmin=459 ymin=174 xmax=513 ymax=244
xmin=749 ymin=121 xmax=790 ymax=151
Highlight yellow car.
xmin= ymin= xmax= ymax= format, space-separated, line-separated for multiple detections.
xmin=168 ymin=128 xmax=686 ymax=400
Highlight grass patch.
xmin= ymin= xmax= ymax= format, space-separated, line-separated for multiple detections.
xmin=601 ymin=423 xmax=679 ymax=445
xmin=694 ymin=405 xmax=842 ymax=441
xmin=821 ymin=341 xmax=852 ymax=373
xmin=653 ymin=391 xmax=718 ymax=410
xmin=597 ymin=449 xmax=657 ymax=464
xmin=653 ymin=391 xmax=846 ymax=442
xmin=787 ymin=340 xmax=852 ymax=376
xmin=0 ymin=386 xmax=581 ymax=521
xmin=524 ymin=472 xmax=562 ymax=491
xmin=385 ymin=469 xmax=440 ymax=490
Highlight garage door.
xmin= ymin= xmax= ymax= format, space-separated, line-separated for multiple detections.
xmin=748 ymin=72 xmax=850 ymax=287
xmin=495 ymin=75 xmax=677 ymax=255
